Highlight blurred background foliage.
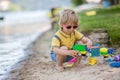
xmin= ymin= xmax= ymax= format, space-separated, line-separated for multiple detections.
xmin=52 ymin=0 xmax=120 ymax=46
xmin=8 ymin=3 xmax=21 ymax=11
xmin=78 ymin=5 xmax=120 ymax=46
xmin=0 ymin=0 xmax=120 ymax=45
xmin=71 ymin=0 xmax=86 ymax=6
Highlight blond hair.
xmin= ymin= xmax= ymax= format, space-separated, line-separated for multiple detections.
xmin=58 ymin=9 xmax=78 ymax=26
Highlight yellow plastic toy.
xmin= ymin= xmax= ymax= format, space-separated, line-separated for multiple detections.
xmin=88 ymin=57 xmax=97 ymax=66
xmin=100 ymin=47 xmax=108 ymax=57
xmin=66 ymin=63 xmax=74 ymax=67
xmin=86 ymin=11 xmax=96 ymax=16
xmin=81 ymin=51 xmax=87 ymax=56
xmin=100 ymin=48 xmax=108 ymax=53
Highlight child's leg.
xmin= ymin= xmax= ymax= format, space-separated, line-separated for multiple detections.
xmin=74 ymin=56 xmax=82 ymax=66
xmin=56 ymin=46 xmax=68 ymax=70
xmin=74 ymin=41 xmax=85 ymax=67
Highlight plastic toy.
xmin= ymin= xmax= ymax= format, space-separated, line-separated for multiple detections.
xmin=108 ymin=48 xmax=115 ymax=55
xmin=110 ymin=62 xmax=120 ymax=68
xmin=100 ymin=47 xmax=115 ymax=58
xmin=72 ymin=44 xmax=87 ymax=56
xmin=113 ymin=54 xmax=120 ymax=61
xmin=67 ymin=57 xmax=76 ymax=67
xmin=86 ymin=11 xmax=96 ymax=16
xmin=67 ymin=44 xmax=116 ymax=66
xmin=91 ymin=43 xmax=100 ymax=57
xmin=88 ymin=57 xmax=97 ymax=66
xmin=68 ymin=44 xmax=99 ymax=66
xmin=105 ymin=58 xmax=113 ymax=62
xmin=69 ymin=57 xmax=76 ymax=63
xmin=67 ymin=44 xmax=88 ymax=67
xmin=100 ymin=47 xmax=108 ymax=57
xmin=100 ymin=47 xmax=115 ymax=64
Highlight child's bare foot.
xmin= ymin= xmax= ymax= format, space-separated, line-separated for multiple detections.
xmin=74 ymin=64 xmax=86 ymax=68
xmin=55 ymin=66 xmax=65 ymax=72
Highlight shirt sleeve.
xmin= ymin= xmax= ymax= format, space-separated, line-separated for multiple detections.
xmin=51 ymin=37 xmax=60 ymax=48
xmin=75 ymin=30 xmax=84 ymax=41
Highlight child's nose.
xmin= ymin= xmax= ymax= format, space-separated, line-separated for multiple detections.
xmin=71 ymin=27 xmax=75 ymax=31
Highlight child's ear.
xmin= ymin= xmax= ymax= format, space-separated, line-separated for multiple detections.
xmin=60 ymin=26 xmax=63 ymax=29
xmin=60 ymin=25 xmax=64 ymax=29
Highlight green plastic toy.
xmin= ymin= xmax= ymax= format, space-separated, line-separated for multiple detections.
xmin=73 ymin=44 xmax=87 ymax=56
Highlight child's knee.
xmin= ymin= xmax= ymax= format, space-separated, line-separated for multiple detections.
xmin=60 ymin=46 xmax=68 ymax=50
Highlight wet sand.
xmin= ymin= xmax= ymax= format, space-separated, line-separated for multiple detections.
xmin=4 ymin=29 xmax=120 ymax=80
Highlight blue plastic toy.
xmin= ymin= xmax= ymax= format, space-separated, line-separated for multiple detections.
xmin=91 ymin=43 xmax=100 ymax=57
xmin=110 ymin=62 xmax=120 ymax=68
xmin=108 ymin=48 xmax=115 ymax=55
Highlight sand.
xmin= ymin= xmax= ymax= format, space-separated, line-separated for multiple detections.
xmin=3 ymin=29 xmax=120 ymax=80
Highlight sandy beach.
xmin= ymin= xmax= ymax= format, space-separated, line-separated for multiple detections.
xmin=4 ymin=29 xmax=120 ymax=80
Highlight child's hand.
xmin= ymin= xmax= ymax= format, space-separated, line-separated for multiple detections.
xmin=85 ymin=38 xmax=92 ymax=49
xmin=80 ymin=37 xmax=92 ymax=49
xmin=86 ymin=41 xmax=92 ymax=49
xmin=68 ymin=50 xmax=78 ymax=57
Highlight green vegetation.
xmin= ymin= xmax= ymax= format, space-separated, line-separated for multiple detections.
xmin=78 ymin=5 xmax=120 ymax=45
xmin=71 ymin=0 xmax=85 ymax=6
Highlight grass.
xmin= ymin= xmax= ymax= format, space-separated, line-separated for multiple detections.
xmin=78 ymin=5 xmax=120 ymax=45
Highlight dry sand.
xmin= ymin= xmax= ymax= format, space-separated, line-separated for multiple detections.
xmin=5 ymin=30 xmax=120 ymax=80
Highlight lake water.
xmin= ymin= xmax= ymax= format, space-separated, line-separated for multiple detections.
xmin=0 ymin=10 xmax=51 ymax=79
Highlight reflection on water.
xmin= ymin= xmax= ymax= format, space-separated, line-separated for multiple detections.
xmin=0 ymin=10 xmax=51 ymax=79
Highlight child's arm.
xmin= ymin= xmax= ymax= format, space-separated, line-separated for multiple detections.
xmin=74 ymin=30 xmax=92 ymax=48
xmin=79 ymin=37 xmax=92 ymax=48
xmin=53 ymin=47 xmax=78 ymax=57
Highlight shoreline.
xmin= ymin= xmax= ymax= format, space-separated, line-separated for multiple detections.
xmin=4 ymin=30 xmax=54 ymax=80
xmin=0 ymin=22 xmax=51 ymax=80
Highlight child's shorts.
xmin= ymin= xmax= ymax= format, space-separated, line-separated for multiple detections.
xmin=50 ymin=51 xmax=73 ymax=62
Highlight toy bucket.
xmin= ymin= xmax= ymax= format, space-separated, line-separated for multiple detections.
xmin=91 ymin=44 xmax=100 ymax=57
xmin=103 ymin=0 xmax=111 ymax=7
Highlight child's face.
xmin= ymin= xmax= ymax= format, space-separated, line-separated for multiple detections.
xmin=61 ymin=23 xmax=78 ymax=34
